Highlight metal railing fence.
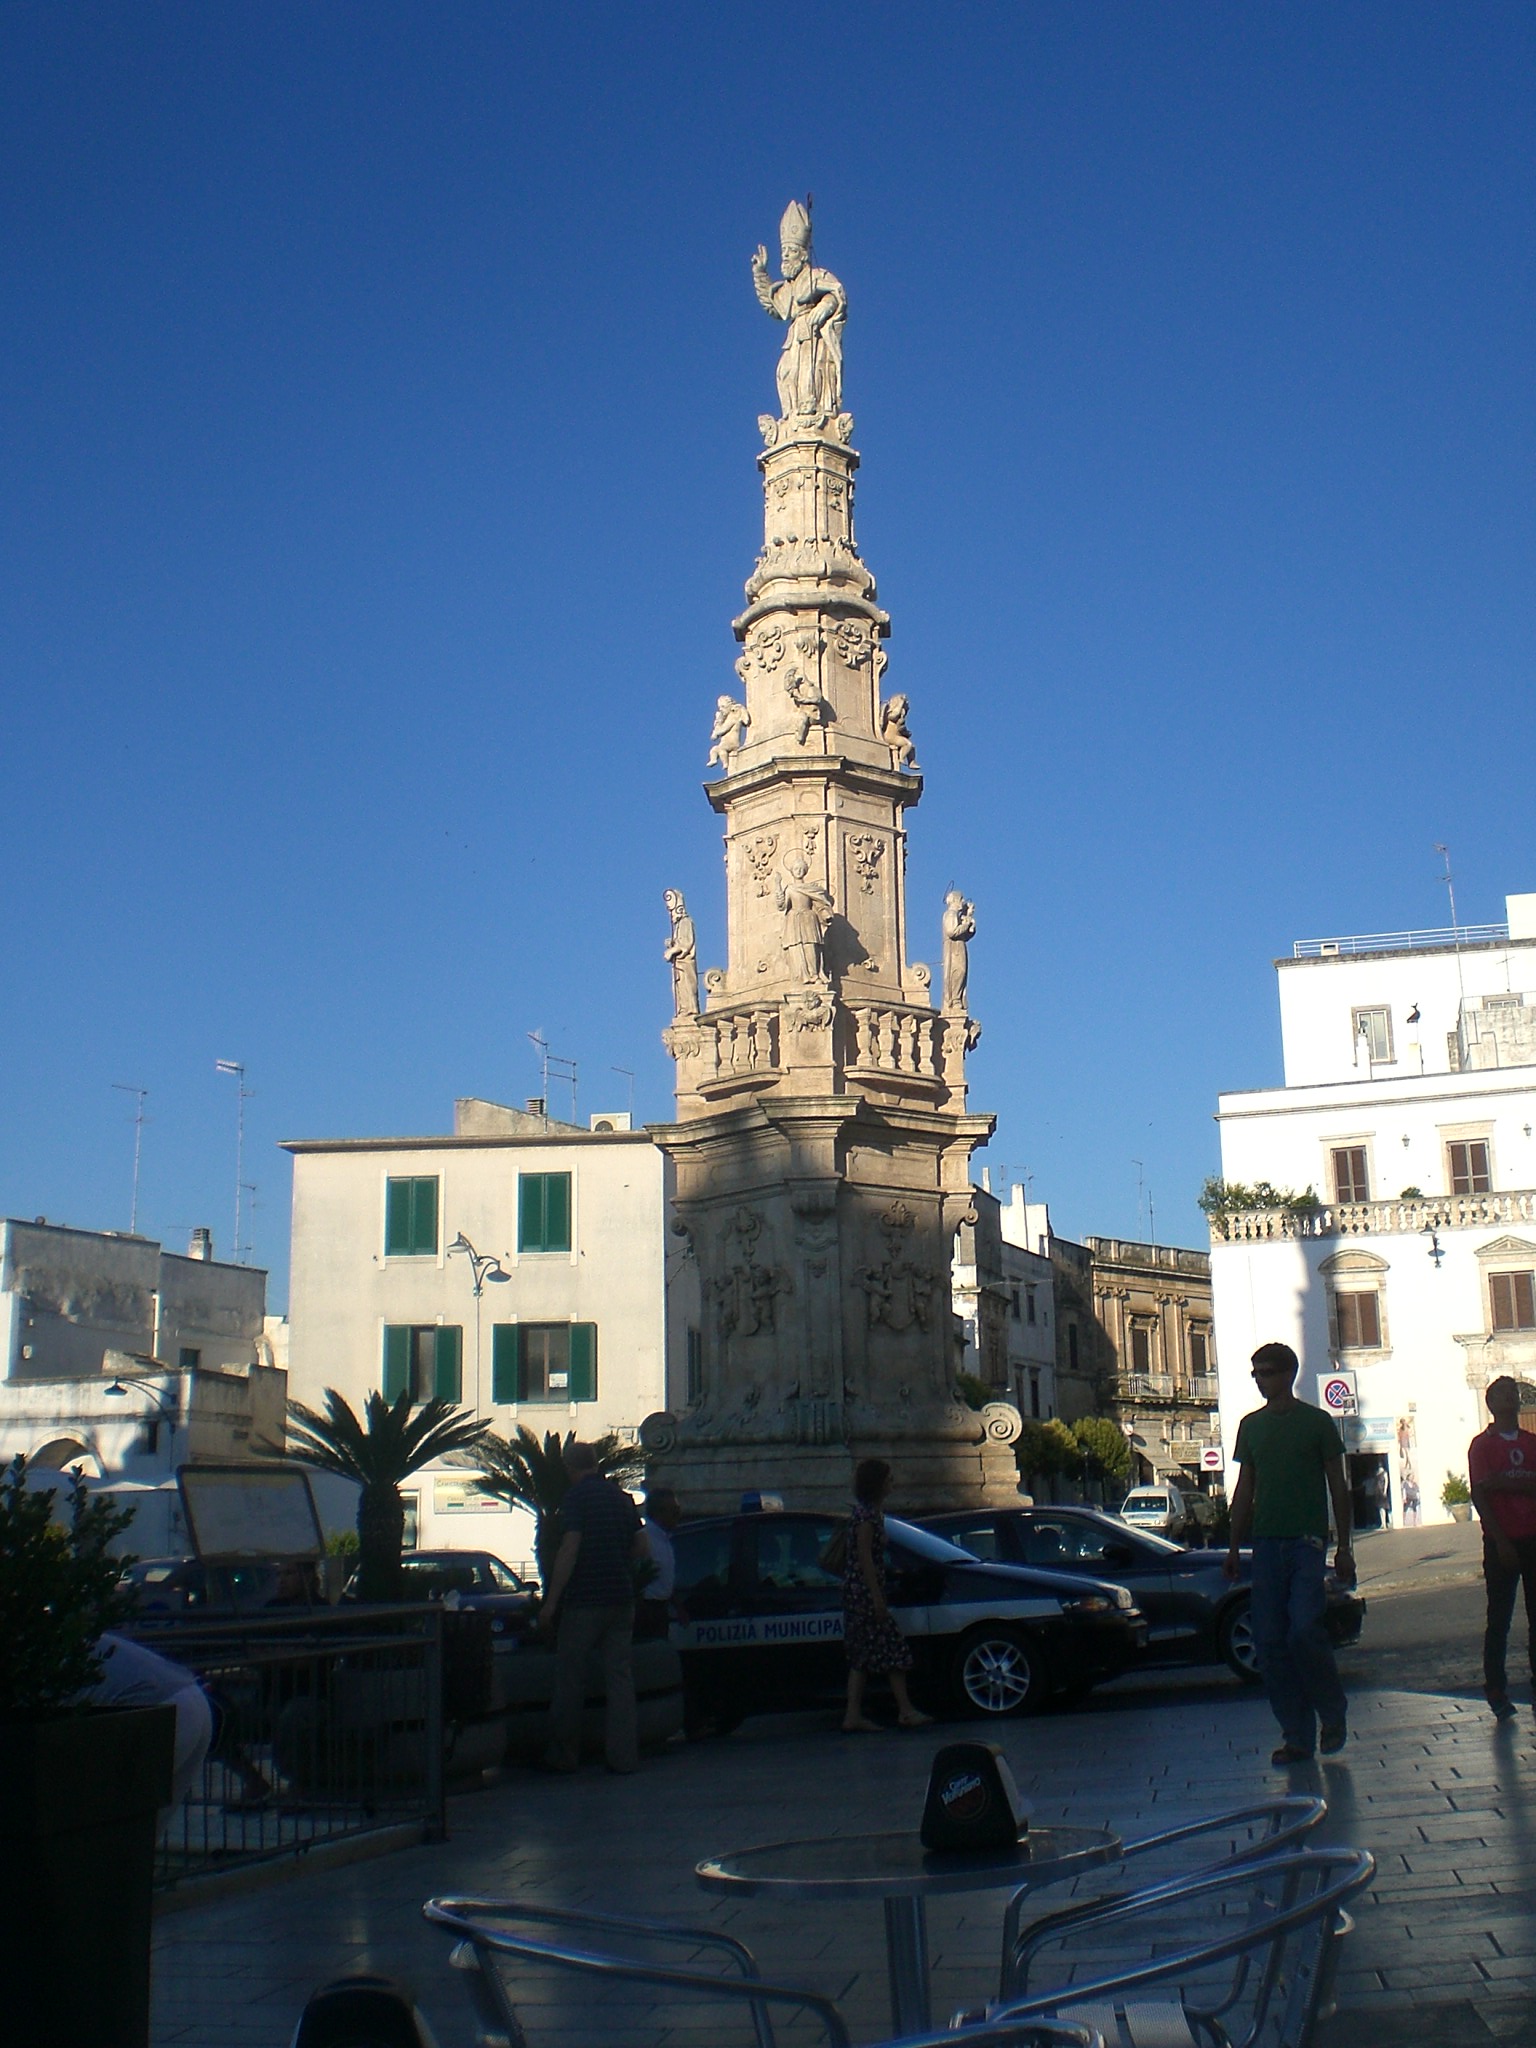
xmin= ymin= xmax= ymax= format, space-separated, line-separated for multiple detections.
xmin=126 ymin=1605 xmax=446 ymax=1891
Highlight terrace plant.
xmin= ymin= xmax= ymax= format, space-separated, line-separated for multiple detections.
xmin=0 ymin=1456 xmax=136 ymax=1720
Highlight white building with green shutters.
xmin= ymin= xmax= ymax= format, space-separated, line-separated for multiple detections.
xmin=283 ymin=1096 xmax=691 ymax=1566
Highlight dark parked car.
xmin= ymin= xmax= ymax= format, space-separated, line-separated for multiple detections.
xmin=120 ymin=1556 xmax=297 ymax=1620
xmin=916 ymin=1506 xmax=1366 ymax=1681
xmin=345 ymin=1549 xmax=540 ymax=1638
xmin=667 ymin=1508 xmax=1147 ymax=1728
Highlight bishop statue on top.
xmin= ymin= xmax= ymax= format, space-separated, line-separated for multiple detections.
xmin=752 ymin=199 xmax=847 ymax=422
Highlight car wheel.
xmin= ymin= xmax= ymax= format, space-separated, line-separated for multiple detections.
xmin=1219 ymin=1598 xmax=1261 ymax=1683
xmin=953 ymin=1628 xmax=1049 ymax=1717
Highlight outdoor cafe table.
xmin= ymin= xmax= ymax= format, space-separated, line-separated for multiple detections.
xmin=696 ymin=1823 xmax=1121 ymax=2035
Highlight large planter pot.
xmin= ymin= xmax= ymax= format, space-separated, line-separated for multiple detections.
xmin=1448 ymin=1502 xmax=1473 ymax=1523
xmin=0 ymin=1703 xmax=176 ymax=2048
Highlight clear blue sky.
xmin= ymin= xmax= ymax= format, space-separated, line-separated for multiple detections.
xmin=4 ymin=3 xmax=1533 ymax=1309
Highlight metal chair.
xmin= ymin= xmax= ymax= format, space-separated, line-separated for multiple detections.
xmin=961 ymin=1846 xmax=1374 ymax=2048
xmin=422 ymin=1894 xmax=1104 ymax=2048
xmin=998 ymin=1798 xmax=1328 ymax=1996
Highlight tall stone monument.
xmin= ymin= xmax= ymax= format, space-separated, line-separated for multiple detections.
xmin=642 ymin=202 xmax=1021 ymax=1512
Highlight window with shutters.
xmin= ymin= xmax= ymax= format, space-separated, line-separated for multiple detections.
xmin=1353 ymin=1007 xmax=1393 ymax=1063
xmin=1333 ymin=1291 xmax=1382 ymax=1350
xmin=1448 ymin=1139 xmax=1493 ymax=1196
xmin=1130 ymin=1326 xmax=1152 ymax=1375
xmin=1190 ymin=1330 xmax=1209 ymax=1378
xmin=490 ymin=1322 xmax=597 ymax=1403
xmin=382 ymin=1324 xmax=462 ymax=1404
xmin=1025 ymin=1286 xmax=1037 ymax=1326
xmin=384 ymin=1177 xmax=439 ymax=1257
xmin=517 ymin=1173 xmax=572 ymax=1253
xmin=1331 ymin=1147 xmax=1370 ymax=1204
xmin=1491 ymin=1272 xmax=1536 ymax=1333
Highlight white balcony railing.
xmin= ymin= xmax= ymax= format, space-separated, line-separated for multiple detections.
xmin=1293 ymin=923 xmax=1507 ymax=959
xmin=1210 ymin=1188 xmax=1536 ymax=1245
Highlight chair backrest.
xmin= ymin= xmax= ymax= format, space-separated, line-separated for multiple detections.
xmin=997 ymin=1847 xmax=1375 ymax=2048
xmin=423 ymin=1896 xmax=841 ymax=2048
xmin=1001 ymin=1798 xmax=1327 ymax=1998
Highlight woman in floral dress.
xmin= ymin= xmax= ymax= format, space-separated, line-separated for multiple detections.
xmin=841 ymin=1457 xmax=932 ymax=1732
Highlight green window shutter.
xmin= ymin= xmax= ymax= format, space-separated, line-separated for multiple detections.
xmin=491 ymin=1325 xmax=517 ymax=1404
xmin=383 ymin=1326 xmax=411 ymax=1402
xmin=568 ymin=1323 xmax=597 ymax=1402
xmin=434 ymin=1325 xmax=462 ymax=1403
xmin=545 ymin=1174 xmax=571 ymax=1252
xmin=385 ymin=1181 xmax=413 ymax=1256
xmin=517 ymin=1175 xmax=542 ymax=1252
xmin=516 ymin=1325 xmax=533 ymax=1402
xmin=411 ymin=1177 xmax=439 ymax=1256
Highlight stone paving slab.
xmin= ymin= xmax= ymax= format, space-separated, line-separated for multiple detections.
xmin=151 ymin=1686 xmax=1536 ymax=2047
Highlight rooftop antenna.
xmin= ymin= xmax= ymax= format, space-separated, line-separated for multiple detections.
xmin=527 ymin=1032 xmax=578 ymax=1125
xmin=611 ymin=1066 xmax=636 ymax=1121
xmin=241 ymin=1182 xmax=259 ymax=1264
xmin=1133 ymin=1159 xmax=1145 ymax=1239
xmin=1435 ymin=843 xmax=1467 ymax=1007
xmin=112 ymin=1084 xmax=149 ymax=1234
xmin=215 ymin=1061 xmax=253 ymax=1263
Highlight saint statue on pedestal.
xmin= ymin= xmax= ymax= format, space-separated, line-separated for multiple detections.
xmin=751 ymin=201 xmax=847 ymax=421
xmin=775 ymin=854 xmax=833 ymax=985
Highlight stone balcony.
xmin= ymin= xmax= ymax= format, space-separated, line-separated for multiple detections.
xmin=1209 ymin=1188 xmax=1536 ymax=1245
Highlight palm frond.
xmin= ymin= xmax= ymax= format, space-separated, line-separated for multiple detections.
xmin=286 ymin=1387 xmax=488 ymax=1489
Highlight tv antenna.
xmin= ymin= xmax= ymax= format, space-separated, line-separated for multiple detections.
xmin=1434 ymin=843 xmax=1467 ymax=1005
xmin=611 ymin=1066 xmax=636 ymax=1121
xmin=112 ymin=1084 xmax=149 ymax=1234
xmin=527 ymin=1032 xmax=578 ymax=1125
xmin=215 ymin=1061 xmax=254 ymax=1263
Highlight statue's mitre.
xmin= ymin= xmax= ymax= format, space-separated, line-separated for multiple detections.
xmin=779 ymin=199 xmax=812 ymax=252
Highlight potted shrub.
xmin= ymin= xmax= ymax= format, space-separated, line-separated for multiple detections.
xmin=1442 ymin=1472 xmax=1473 ymax=1523
xmin=0 ymin=1457 xmax=176 ymax=2048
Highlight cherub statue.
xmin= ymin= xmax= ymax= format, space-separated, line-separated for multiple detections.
xmin=880 ymin=694 xmax=918 ymax=770
xmin=663 ymin=889 xmax=698 ymax=1018
xmin=785 ymin=669 xmax=827 ymax=747
xmin=751 ymin=201 xmax=847 ymax=421
xmin=707 ymin=694 xmax=750 ymax=771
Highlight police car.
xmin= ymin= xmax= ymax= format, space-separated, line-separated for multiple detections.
xmin=669 ymin=1508 xmax=1147 ymax=1729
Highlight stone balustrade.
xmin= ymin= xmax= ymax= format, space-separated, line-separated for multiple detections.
xmin=845 ymin=1002 xmax=941 ymax=1080
xmin=688 ymin=1005 xmax=781 ymax=1086
xmin=1210 ymin=1188 xmax=1536 ymax=1245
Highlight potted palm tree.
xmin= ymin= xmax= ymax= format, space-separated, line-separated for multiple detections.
xmin=285 ymin=1388 xmax=490 ymax=1601
xmin=473 ymin=1425 xmax=646 ymax=1584
xmin=0 ymin=1457 xmax=175 ymax=2048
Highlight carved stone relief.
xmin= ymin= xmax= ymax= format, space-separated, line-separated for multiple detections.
xmin=858 ymin=1199 xmax=938 ymax=1335
xmin=848 ymin=832 xmax=885 ymax=893
xmin=744 ymin=833 xmax=779 ymax=895
xmin=712 ymin=1205 xmax=790 ymax=1339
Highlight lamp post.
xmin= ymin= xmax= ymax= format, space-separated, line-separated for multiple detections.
xmin=447 ymin=1232 xmax=510 ymax=1413
xmin=104 ymin=1376 xmax=181 ymax=1465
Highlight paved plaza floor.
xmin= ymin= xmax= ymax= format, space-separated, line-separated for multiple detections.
xmin=151 ymin=1682 xmax=1536 ymax=2048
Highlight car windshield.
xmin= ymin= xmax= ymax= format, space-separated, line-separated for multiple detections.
xmin=884 ymin=1517 xmax=978 ymax=1564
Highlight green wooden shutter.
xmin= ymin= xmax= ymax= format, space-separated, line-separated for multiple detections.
xmin=383 ymin=1325 xmax=411 ymax=1402
xmin=545 ymin=1174 xmax=571 ymax=1252
xmin=491 ymin=1324 xmax=517 ymax=1403
xmin=517 ymin=1175 xmax=542 ymax=1252
xmin=568 ymin=1323 xmax=596 ymax=1402
xmin=434 ymin=1325 xmax=462 ymax=1403
xmin=385 ymin=1180 xmax=413 ymax=1256
xmin=411 ymin=1177 xmax=439 ymax=1255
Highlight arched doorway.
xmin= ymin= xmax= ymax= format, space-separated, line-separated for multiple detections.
xmin=28 ymin=1438 xmax=100 ymax=1475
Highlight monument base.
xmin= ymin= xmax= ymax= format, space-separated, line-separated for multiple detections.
xmin=639 ymin=1418 xmax=1023 ymax=1519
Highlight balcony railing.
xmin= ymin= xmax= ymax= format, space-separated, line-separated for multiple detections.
xmin=1292 ymin=923 xmax=1508 ymax=959
xmin=1210 ymin=1188 xmax=1536 ymax=1245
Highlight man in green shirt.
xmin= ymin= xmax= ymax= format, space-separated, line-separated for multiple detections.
xmin=1225 ymin=1341 xmax=1354 ymax=1765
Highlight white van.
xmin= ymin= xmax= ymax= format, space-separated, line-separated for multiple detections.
xmin=1118 ymin=1485 xmax=1193 ymax=1541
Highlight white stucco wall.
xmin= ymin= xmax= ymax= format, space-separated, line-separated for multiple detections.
xmin=284 ymin=1128 xmax=671 ymax=1559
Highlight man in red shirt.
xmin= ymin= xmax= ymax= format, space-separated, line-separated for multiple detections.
xmin=1468 ymin=1375 xmax=1536 ymax=1720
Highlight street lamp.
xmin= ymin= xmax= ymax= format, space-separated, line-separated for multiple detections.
xmin=447 ymin=1233 xmax=511 ymax=1413
xmin=105 ymin=1376 xmax=180 ymax=1459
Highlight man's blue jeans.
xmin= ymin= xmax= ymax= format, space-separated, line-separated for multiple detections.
xmin=1249 ymin=1537 xmax=1347 ymax=1751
